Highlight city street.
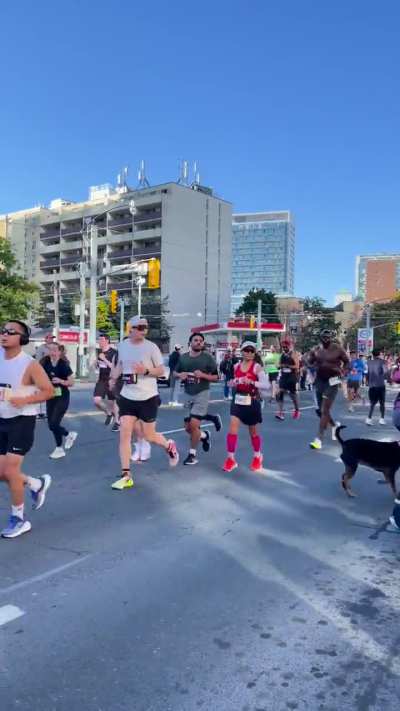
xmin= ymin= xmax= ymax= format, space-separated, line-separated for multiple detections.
xmin=1 ymin=384 xmax=400 ymax=711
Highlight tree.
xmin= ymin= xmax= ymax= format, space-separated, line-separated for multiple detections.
xmin=0 ymin=238 xmax=39 ymax=323
xmin=235 ymin=289 xmax=279 ymax=321
xmin=96 ymin=299 xmax=119 ymax=338
xmin=345 ymin=295 xmax=400 ymax=353
xmin=296 ymin=296 xmax=338 ymax=352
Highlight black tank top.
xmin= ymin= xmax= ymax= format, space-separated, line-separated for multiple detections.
xmin=280 ymin=352 xmax=295 ymax=369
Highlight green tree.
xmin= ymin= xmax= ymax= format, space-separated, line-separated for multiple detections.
xmin=235 ymin=289 xmax=279 ymax=321
xmin=345 ymin=295 xmax=400 ymax=353
xmin=296 ymin=296 xmax=338 ymax=352
xmin=0 ymin=238 xmax=39 ymax=323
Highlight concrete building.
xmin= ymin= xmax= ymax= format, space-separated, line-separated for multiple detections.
xmin=231 ymin=211 xmax=295 ymax=313
xmin=2 ymin=181 xmax=232 ymax=346
xmin=356 ymin=254 xmax=400 ymax=303
xmin=334 ymin=289 xmax=353 ymax=306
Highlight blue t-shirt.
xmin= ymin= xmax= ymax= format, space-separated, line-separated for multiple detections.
xmin=348 ymin=358 xmax=364 ymax=382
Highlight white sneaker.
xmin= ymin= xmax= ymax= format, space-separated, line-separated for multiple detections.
xmin=131 ymin=444 xmax=141 ymax=462
xmin=172 ymin=401 xmax=182 ymax=407
xmin=64 ymin=431 xmax=78 ymax=450
xmin=331 ymin=421 xmax=341 ymax=441
xmin=168 ymin=401 xmax=174 ymax=406
xmin=365 ymin=417 xmax=372 ymax=426
xmin=50 ymin=447 xmax=65 ymax=459
xmin=140 ymin=440 xmax=151 ymax=461
xmin=348 ymin=405 xmax=354 ymax=413
xmin=379 ymin=418 xmax=386 ymax=425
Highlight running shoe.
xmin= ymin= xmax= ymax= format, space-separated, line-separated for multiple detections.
xmin=389 ymin=515 xmax=400 ymax=531
xmin=104 ymin=414 xmax=113 ymax=426
xmin=140 ymin=441 xmax=151 ymax=461
xmin=365 ymin=417 xmax=372 ymax=426
xmin=201 ymin=429 xmax=211 ymax=452
xmin=111 ymin=422 xmax=120 ymax=432
xmin=223 ymin=457 xmax=238 ymax=473
xmin=111 ymin=475 xmax=134 ymax=490
xmin=348 ymin=405 xmax=354 ymax=413
xmin=379 ymin=418 xmax=386 ymax=425
xmin=331 ymin=421 xmax=341 ymax=441
xmin=275 ymin=412 xmax=285 ymax=421
xmin=208 ymin=414 xmax=222 ymax=432
xmin=49 ymin=447 xmax=65 ymax=459
xmin=1 ymin=516 xmax=32 ymax=539
xmin=250 ymin=455 xmax=263 ymax=471
xmin=31 ymin=475 xmax=52 ymax=510
xmin=166 ymin=439 xmax=179 ymax=466
xmin=292 ymin=410 xmax=300 ymax=420
xmin=183 ymin=453 xmax=198 ymax=465
xmin=131 ymin=445 xmax=141 ymax=462
xmin=64 ymin=431 xmax=78 ymax=450
xmin=309 ymin=438 xmax=322 ymax=450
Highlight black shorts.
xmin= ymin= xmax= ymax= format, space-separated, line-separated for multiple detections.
xmin=118 ymin=395 xmax=160 ymax=423
xmin=94 ymin=379 xmax=115 ymax=401
xmin=314 ymin=379 xmax=339 ymax=410
xmin=0 ymin=416 xmax=36 ymax=457
xmin=279 ymin=375 xmax=297 ymax=394
xmin=369 ymin=385 xmax=385 ymax=405
xmin=268 ymin=372 xmax=279 ymax=383
xmin=230 ymin=398 xmax=262 ymax=426
xmin=347 ymin=380 xmax=360 ymax=391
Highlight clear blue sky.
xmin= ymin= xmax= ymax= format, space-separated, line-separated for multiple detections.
xmin=1 ymin=0 xmax=400 ymax=304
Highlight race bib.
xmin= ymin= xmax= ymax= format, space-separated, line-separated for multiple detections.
xmin=235 ymin=394 xmax=251 ymax=406
xmin=186 ymin=373 xmax=198 ymax=384
xmin=53 ymin=387 xmax=62 ymax=397
xmin=329 ymin=376 xmax=341 ymax=386
xmin=0 ymin=384 xmax=12 ymax=402
xmin=282 ymin=368 xmax=292 ymax=373
xmin=122 ymin=373 xmax=138 ymax=385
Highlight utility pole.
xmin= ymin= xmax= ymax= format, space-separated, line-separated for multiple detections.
xmin=88 ymin=223 xmax=98 ymax=380
xmin=119 ymin=297 xmax=125 ymax=341
xmin=256 ymin=299 xmax=262 ymax=350
xmin=78 ymin=262 xmax=86 ymax=376
xmin=365 ymin=303 xmax=372 ymax=354
xmin=53 ymin=276 xmax=60 ymax=339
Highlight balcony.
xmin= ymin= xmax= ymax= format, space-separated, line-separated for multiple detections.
xmin=133 ymin=227 xmax=161 ymax=241
xmin=40 ymin=229 xmax=60 ymax=240
xmin=108 ymin=249 xmax=133 ymax=261
xmin=60 ymin=255 xmax=82 ymax=266
xmin=40 ymin=258 xmax=60 ymax=269
xmin=107 ymin=279 xmax=132 ymax=291
xmin=134 ymin=209 xmax=162 ymax=223
xmin=60 ymin=238 xmax=83 ymax=251
xmin=40 ymin=272 xmax=60 ymax=283
xmin=108 ymin=218 xmax=133 ymax=230
xmin=61 ymin=226 xmax=82 ymax=238
xmin=132 ymin=245 xmax=161 ymax=258
xmin=40 ymin=243 xmax=61 ymax=255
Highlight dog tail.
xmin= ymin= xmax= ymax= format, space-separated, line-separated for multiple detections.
xmin=335 ymin=425 xmax=347 ymax=444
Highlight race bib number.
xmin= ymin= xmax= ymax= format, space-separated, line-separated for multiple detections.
xmin=0 ymin=384 xmax=12 ymax=402
xmin=122 ymin=373 xmax=138 ymax=385
xmin=329 ymin=376 xmax=341 ymax=386
xmin=282 ymin=368 xmax=292 ymax=373
xmin=186 ymin=373 xmax=198 ymax=384
xmin=235 ymin=394 xmax=252 ymax=406
xmin=53 ymin=387 xmax=62 ymax=397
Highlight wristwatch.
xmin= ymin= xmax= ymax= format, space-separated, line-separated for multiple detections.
xmin=144 ymin=369 xmax=150 ymax=376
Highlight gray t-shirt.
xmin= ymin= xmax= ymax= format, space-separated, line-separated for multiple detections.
xmin=118 ymin=338 xmax=163 ymax=401
xmin=367 ymin=358 xmax=387 ymax=388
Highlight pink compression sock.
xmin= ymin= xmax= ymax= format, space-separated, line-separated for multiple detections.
xmin=251 ymin=434 xmax=262 ymax=454
xmin=227 ymin=433 xmax=238 ymax=454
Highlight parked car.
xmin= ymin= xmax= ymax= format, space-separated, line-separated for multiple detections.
xmin=157 ymin=356 xmax=171 ymax=387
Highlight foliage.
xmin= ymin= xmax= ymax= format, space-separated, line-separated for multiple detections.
xmin=0 ymin=238 xmax=39 ymax=324
xmin=296 ymin=295 xmax=338 ymax=352
xmin=235 ymin=289 xmax=279 ymax=321
xmin=345 ymin=295 xmax=400 ymax=353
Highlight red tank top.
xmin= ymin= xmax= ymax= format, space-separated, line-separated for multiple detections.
xmin=234 ymin=360 xmax=258 ymax=397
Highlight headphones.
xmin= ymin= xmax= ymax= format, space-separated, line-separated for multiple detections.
xmin=13 ymin=321 xmax=31 ymax=346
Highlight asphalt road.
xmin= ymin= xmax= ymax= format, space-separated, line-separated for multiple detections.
xmin=1 ymin=383 xmax=400 ymax=711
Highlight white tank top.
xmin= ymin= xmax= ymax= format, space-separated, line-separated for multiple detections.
xmin=0 ymin=348 xmax=40 ymax=418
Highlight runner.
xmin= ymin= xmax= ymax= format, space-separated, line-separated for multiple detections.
xmin=366 ymin=348 xmax=387 ymax=425
xmin=347 ymin=350 xmax=364 ymax=412
xmin=41 ymin=342 xmax=77 ymax=458
xmin=0 ymin=321 xmax=54 ymax=538
xmin=219 ymin=350 xmax=238 ymax=400
xmin=109 ymin=316 xmax=179 ymax=489
xmin=275 ymin=338 xmax=300 ymax=421
xmin=35 ymin=332 xmax=55 ymax=418
xmin=175 ymin=332 xmax=220 ymax=466
xmin=93 ymin=334 xmax=119 ymax=430
xmin=308 ymin=329 xmax=349 ymax=450
xmin=263 ymin=345 xmax=280 ymax=401
xmin=168 ymin=344 xmax=182 ymax=406
xmin=223 ymin=341 xmax=269 ymax=472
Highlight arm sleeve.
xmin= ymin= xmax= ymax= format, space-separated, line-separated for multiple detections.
xmin=254 ymin=365 xmax=270 ymax=390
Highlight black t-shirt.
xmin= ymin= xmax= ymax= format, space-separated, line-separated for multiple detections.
xmin=42 ymin=357 xmax=73 ymax=396
xmin=97 ymin=347 xmax=118 ymax=380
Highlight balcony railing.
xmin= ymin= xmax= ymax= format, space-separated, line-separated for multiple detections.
xmin=60 ymin=255 xmax=81 ymax=266
xmin=40 ymin=230 xmax=60 ymax=240
xmin=40 ymin=258 xmax=60 ymax=269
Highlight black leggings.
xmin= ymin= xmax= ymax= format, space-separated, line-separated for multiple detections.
xmin=46 ymin=393 xmax=70 ymax=447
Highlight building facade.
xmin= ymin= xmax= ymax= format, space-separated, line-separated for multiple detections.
xmin=2 ymin=182 xmax=232 ymax=347
xmin=231 ymin=211 xmax=295 ymax=313
xmin=356 ymin=254 xmax=400 ymax=303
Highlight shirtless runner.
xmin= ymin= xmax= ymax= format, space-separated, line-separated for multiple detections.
xmin=308 ymin=329 xmax=349 ymax=450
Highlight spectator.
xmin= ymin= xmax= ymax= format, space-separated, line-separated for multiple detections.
xmin=219 ymin=350 xmax=238 ymax=400
xmin=168 ymin=344 xmax=182 ymax=406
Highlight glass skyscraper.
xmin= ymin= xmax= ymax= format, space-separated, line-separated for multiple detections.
xmin=231 ymin=211 xmax=295 ymax=313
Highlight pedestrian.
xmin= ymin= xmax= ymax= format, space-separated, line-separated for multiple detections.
xmin=347 ymin=350 xmax=364 ymax=412
xmin=93 ymin=334 xmax=119 ymax=431
xmin=275 ymin=338 xmax=300 ymax=421
xmin=175 ymin=332 xmax=220 ymax=466
xmin=41 ymin=342 xmax=77 ymax=458
xmin=366 ymin=348 xmax=388 ymax=425
xmin=219 ymin=350 xmax=237 ymax=400
xmin=222 ymin=341 xmax=269 ymax=472
xmin=168 ymin=344 xmax=182 ymax=406
xmin=109 ymin=316 xmax=179 ymax=490
xmin=0 ymin=320 xmax=54 ymax=538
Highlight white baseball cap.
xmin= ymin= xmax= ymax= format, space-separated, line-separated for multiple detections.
xmin=128 ymin=316 xmax=148 ymax=328
xmin=240 ymin=341 xmax=257 ymax=351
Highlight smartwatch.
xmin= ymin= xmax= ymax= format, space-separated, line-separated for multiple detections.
xmin=144 ymin=369 xmax=150 ymax=376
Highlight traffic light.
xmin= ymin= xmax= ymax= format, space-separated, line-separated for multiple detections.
xmin=249 ymin=315 xmax=256 ymax=328
xmin=148 ymin=258 xmax=161 ymax=289
xmin=396 ymin=321 xmax=400 ymax=336
xmin=110 ymin=290 xmax=118 ymax=313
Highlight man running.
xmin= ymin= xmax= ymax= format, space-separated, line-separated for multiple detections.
xmin=275 ymin=338 xmax=300 ymax=420
xmin=366 ymin=348 xmax=387 ymax=426
xmin=109 ymin=316 xmax=179 ymax=489
xmin=263 ymin=345 xmax=280 ymax=401
xmin=308 ymin=329 xmax=349 ymax=450
xmin=347 ymin=350 xmax=364 ymax=412
xmin=175 ymin=332 xmax=220 ymax=465
xmin=93 ymin=334 xmax=119 ymax=430
xmin=0 ymin=321 xmax=54 ymax=538
xmin=168 ymin=344 xmax=182 ymax=406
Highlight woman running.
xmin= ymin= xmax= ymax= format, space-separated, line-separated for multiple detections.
xmin=41 ymin=343 xmax=77 ymax=459
xmin=223 ymin=341 xmax=269 ymax=473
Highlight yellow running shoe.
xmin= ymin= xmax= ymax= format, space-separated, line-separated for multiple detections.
xmin=309 ymin=438 xmax=322 ymax=450
xmin=111 ymin=475 xmax=134 ymax=490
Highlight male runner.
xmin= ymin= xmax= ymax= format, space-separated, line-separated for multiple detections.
xmin=366 ymin=348 xmax=387 ymax=425
xmin=175 ymin=332 xmax=220 ymax=465
xmin=109 ymin=316 xmax=179 ymax=489
xmin=0 ymin=321 xmax=54 ymax=538
xmin=308 ymin=329 xmax=349 ymax=450
xmin=347 ymin=350 xmax=364 ymax=412
xmin=275 ymin=339 xmax=300 ymax=420
xmin=263 ymin=345 xmax=280 ymax=401
xmin=93 ymin=334 xmax=119 ymax=429
xmin=35 ymin=332 xmax=55 ymax=418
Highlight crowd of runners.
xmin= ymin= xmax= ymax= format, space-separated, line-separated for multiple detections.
xmin=0 ymin=317 xmax=400 ymax=539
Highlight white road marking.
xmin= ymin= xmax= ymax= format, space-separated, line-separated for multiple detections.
xmin=0 ymin=604 xmax=25 ymax=626
xmin=0 ymin=555 xmax=92 ymax=597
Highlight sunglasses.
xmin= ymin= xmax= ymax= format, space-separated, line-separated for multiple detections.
xmin=131 ymin=324 xmax=148 ymax=331
xmin=0 ymin=328 xmax=23 ymax=336
xmin=242 ymin=347 xmax=255 ymax=353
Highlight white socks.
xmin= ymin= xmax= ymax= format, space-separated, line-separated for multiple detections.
xmin=26 ymin=476 xmax=41 ymax=493
xmin=12 ymin=504 xmax=24 ymax=519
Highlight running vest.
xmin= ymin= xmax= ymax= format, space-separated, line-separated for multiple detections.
xmin=0 ymin=349 xmax=39 ymax=418
xmin=234 ymin=360 xmax=259 ymax=397
xmin=280 ymin=352 xmax=296 ymax=375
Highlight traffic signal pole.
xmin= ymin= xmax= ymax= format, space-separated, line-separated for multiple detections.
xmin=88 ymin=223 xmax=98 ymax=381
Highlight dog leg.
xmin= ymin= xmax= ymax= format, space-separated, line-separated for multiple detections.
xmin=341 ymin=465 xmax=357 ymax=497
xmin=382 ymin=468 xmax=397 ymax=498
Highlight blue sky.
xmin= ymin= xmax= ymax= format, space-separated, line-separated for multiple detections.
xmin=1 ymin=0 xmax=400 ymax=304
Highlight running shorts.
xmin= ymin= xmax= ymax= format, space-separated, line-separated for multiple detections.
xmin=268 ymin=372 xmax=279 ymax=383
xmin=94 ymin=379 xmax=115 ymax=401
xmin=183 ymin=389 xmax=210 ymax=420
xmin=0 ymin=416 xmax=36 ymax=456
xmin=279 ymin=375 xmax=297 ymax=394
xmin=230 ymin=397 xmax=262 ymax=426
xmin=369 ymin=385 xmax=385 ymax=405
xmin=118 ymin=395 xmax=160 ymax=423
xmin=314 ymin=379 xmax=339 ymax=410
xmin=347 ymin=379 xmax=360 ymax=391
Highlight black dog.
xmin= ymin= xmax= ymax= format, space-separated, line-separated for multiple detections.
xmin=336 ymin=425 xmax=400 ymax=498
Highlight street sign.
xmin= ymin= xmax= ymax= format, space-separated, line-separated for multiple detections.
xmin=59 ymin=329 xmax=88 ymax=344
xmin=357 ymin=327 xmax=373 ymax=354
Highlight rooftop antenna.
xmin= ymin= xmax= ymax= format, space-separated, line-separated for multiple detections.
xmin=137 ymin=159 xmax=150 ymax=188
xmin=177 ymin=159 xmax=189 ymax=186
xmin=116 ymin=166 xmax=129 ymax=193
xmin=192 ymin=160 xmax=200 ymax=185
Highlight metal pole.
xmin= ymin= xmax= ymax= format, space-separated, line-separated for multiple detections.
xmin=53 ymin=276 xmax=60 ymax=339
xmin=138 ymin=278 xmax=142 ymax=318
xmin=366 ymin=303 xmax=372 ymax=354
xmin=119 ymin=298 xmax=125 ymax=341
xmin=88 ymin=224 xmax=98 ymax=380
xmin=256 ymin=298 xmax=262 ymax=350
xmin=78 ymin=263 xmax=86 ymax=376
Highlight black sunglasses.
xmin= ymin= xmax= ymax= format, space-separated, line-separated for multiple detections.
xmin=131 ymin=324 xmax=148 ymax=331
xmin=242 ymin=347 xmax=256 ymax=353
xmin=0 ymin=328 xmax=23 ymax=336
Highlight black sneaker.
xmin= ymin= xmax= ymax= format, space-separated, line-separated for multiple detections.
xmin=111 ymin=422 xmax=120 ymax=432
xmin=105 ymin=414 xmax=113 ymax=426
xmin=208 ymin=414 xmax=222 ymax=432
xmin=183 ymin=453 xmax=198 ymax=466
xmin=201 ymin=429 xmax=211 ymax=452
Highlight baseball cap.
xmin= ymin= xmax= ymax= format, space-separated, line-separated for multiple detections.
xmin=174 ymin=344 xmax=182 ymax=349
xmin=240 ymin=340 xmax=257 ymax=351
xmin=128 ymin=316 xmax=148 ymax=328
